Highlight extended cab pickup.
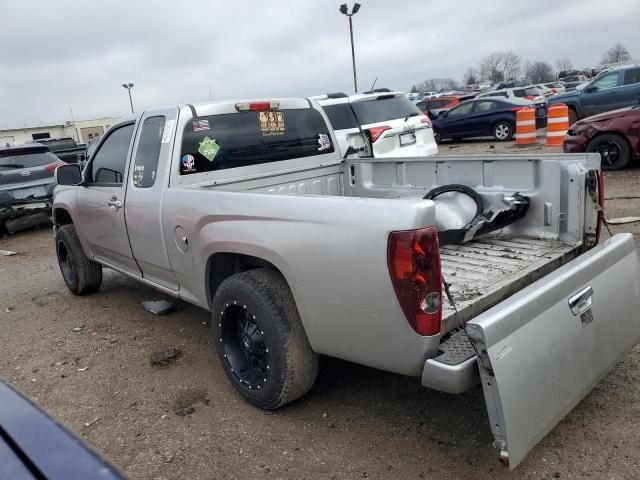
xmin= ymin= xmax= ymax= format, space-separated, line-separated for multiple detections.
xmin=52 ymin=98 xmax=640 ymax=469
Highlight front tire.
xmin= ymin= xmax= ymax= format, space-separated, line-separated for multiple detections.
xmin=586 ymin=133 xmax=631 ymax=170
xmin=493 ymin=121 xmax=514 ymax=141
xmin=212 ymin=269 xmax=318 ymax=410
xmin=55 ymin=224 xmax=102 ymax=295
xmin=568 ymin=108 xmax=579 ymax=126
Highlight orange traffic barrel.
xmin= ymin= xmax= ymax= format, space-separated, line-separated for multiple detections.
xmin=515 ymin=108 xmax=536 ymax=145
xmin=546 ymin=104 xmax=569 ymax=146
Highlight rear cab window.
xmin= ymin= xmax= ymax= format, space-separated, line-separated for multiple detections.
xmin=0 ymin=147 xmax=58 ymax=169
xmin=180 ymin=107 xmax=334 ymax=175
xmin=132 ymin=116 xmax=165 ymax=188
xmin=351 ymin=95 xmax=421 ymax=125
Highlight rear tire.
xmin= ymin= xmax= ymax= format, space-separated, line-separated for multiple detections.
xmin=493 ymin=121 xmax=514 ymax=141
xmin=586 ymin=133 xmax=631 ymax=170
xmin=212 ymin=268 xmax=318 ymax=410
xmin=55 ymin=224 xmax=102 ymax=295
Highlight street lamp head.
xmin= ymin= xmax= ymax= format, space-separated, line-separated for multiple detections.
xmin=128 ymin=83 xmax=134 ymax=88
xmin=339 ymin=3 xmax=348 ymax=15
xmin=122 ymin=83 xmax=134 ymax=89
xmin=352 ymin=3 xmax=361 ymax=14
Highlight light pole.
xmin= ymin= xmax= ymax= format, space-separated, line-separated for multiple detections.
xmin=339 ymin=3 xmax=361 ymax=93
xmin=122 ymin=83 xmax=135 ymax=113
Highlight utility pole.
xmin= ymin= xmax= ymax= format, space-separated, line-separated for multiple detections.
xmin=339 ymin=3 xmax=361 ymax=93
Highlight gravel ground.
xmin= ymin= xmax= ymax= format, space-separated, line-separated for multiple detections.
xmin=1 ymin=143 xmax=639 ymax=480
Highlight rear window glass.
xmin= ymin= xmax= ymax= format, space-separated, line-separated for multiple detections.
xmin=351 ymin=96 xmax=421 ymax=125
xmin=0 ymin=149 xmax=58 ymax=169
xmin=322 ymin=104 xmax=359 ymax=130
xmin=180 ymin=108 xmax=333 ymax=175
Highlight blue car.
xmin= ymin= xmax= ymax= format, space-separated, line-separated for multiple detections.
xmin=431 ymin=97 xmax=546 ymax=142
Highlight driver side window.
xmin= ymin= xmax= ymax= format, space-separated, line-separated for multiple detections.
xmin=592 ymin=72 xmax=620 ymax=90
xmin=90 ymin=124 xmax=135 ymax=184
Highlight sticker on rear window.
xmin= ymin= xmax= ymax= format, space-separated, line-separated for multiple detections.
xmin=181 ymin=154 xmax=196 ymax=173
xmin=198 ymin=137 xmax=219 ymax=162
xmin=317 ymin=133 xmax=331 ymax=151
xmin=258 ymin=111 xmax=285 ymax=136
xmin=193 ymin=119 xmax=209 ymax=132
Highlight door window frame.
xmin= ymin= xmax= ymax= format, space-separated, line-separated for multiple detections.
xmin=84 ymin=121 xmax=136 ymax=187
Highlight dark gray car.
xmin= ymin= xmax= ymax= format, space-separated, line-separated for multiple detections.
xmin=0 ymin=143 xmax=64 ymax=233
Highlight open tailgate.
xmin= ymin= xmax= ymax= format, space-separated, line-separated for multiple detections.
xmin=465 ymin=233 xmax=640 ymax=469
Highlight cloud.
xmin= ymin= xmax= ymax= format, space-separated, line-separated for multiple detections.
xmin=1 ymin=0 xmax=638 ymax=127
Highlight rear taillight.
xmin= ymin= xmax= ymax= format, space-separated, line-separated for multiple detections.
xmin=368 ymin=126 xmax=391 ymax=143
xmin=235 ymin=101 xmax=280 ymax=112
xmin=46 ymin=161 xmax=66 ymax=172
xmin=387 ymin=227 xmax=442 ymax=336
xmin=595 ymin=170 xmax=605 ymax=245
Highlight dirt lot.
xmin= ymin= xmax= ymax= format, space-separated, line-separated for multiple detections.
xmin=1 ymin=142 xmax=640 ymax=480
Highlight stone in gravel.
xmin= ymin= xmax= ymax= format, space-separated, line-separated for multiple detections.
xmin=149 ymin=348 xmax=182 ymax=366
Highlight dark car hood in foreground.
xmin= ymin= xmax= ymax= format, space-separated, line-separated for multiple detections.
xmin=0 ymin=380 xmax=124 ymax=480
xmin=575 ymin=106 xmax=640 ymax=125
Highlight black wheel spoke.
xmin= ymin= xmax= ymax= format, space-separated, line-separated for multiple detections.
xmin=219 ymin=303 xmax=270 ymax=389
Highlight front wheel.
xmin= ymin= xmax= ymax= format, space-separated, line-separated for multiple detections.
xmin=586 ymin=133 xmax=631 ymax=170
xmin=493 ymin=121 xmax=514 ymax=141
xmin=212 ymin=269 xmax=318 ymax=410
xmin=55 ymin=224 xmax=102 ymax=295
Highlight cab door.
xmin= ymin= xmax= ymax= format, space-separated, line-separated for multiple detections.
xmin=76 ymin=123 xmax=140 ymax=276
xmin=123 ymin=108 xmax=180 ymax=290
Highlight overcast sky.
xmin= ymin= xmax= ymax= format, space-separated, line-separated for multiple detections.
xmin=1 ymin=0 xmax=638 ymax=128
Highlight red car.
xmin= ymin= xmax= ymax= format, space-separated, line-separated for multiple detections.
xmin=563 ymin=106 xmax=640 ymax=170
xmin=416 ymin=96 xmax=462 ymax=115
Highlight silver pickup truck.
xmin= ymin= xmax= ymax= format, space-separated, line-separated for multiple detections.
xmin=52 ymin=98 xmax=640 ymax=469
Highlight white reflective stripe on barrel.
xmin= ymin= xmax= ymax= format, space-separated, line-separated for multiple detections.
xmin=548 ymin=117 xmax=569 ymax=124
xmin=546 ymin=131 xmax=567 ymax=137
xmin=516 ymin=120 xmax=536 ymax=126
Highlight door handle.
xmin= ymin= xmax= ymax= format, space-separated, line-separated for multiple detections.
xmin=568 ymin=286 xmax=593 ymax=316
xmin=108 ymin=197 xmax=122 ymax=211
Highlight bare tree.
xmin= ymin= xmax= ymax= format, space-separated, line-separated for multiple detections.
xmin=414 ymin=78 xmax=459 ymax=94
xmin=525 ymin=61 xmax=555 ymax=84
xmin=601 ymin=42 xmax=631 ymax=64
xmin=502 ymin=51 xmax=522 ymax=80
xmin=463 ymin=67 xmax=478 ymax=86
xmin=555 ymin=57 xmax=573 ymax=72
xmin=480 ymin=53 xmax=504 ymax=83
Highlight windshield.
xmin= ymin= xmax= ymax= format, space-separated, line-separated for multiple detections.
xmin=0 ymin=149 xmax=58 ymax=169
xmin=180 ymin=108 xmax=334 ymax=175
xmin=351 ymin=96 xmax=421 ymax=125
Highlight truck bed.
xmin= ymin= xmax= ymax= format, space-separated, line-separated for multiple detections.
xmin=441 ymin=236 xmax=581 ymax=333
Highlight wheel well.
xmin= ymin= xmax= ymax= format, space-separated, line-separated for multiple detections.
xmin=587 ymin=131 xmax=630 ymax=148
xmin=206 ymin=253 xmax=282 ymax=306
xmin=53 ymin=208 xmax=73 ymax=226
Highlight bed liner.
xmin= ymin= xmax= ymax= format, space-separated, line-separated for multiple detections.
xmin=440 ymin=236 xmax=582 ymax=333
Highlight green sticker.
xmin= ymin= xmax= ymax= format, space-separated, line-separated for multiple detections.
xmin=198 ymin=137 xmax=219 ymax=162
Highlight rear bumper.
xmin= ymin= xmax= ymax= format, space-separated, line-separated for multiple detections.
xmin=421 ymin=356 xmax=479 ymax=393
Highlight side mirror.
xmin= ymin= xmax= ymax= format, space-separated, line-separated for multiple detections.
xmin=440 ymin=110 xmax=449 ymax=118
xmin=583 ymin=85 xmax=597 ymax=93
xmin=55 ymin=163 xmax=83 ymax=186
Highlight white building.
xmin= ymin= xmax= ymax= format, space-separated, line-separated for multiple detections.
xmin=0 ymin=117 xmax=121 ymax=145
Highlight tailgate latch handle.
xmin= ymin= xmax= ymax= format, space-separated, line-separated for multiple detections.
xmin=568 ymin=286 xmax=593 ymax=316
